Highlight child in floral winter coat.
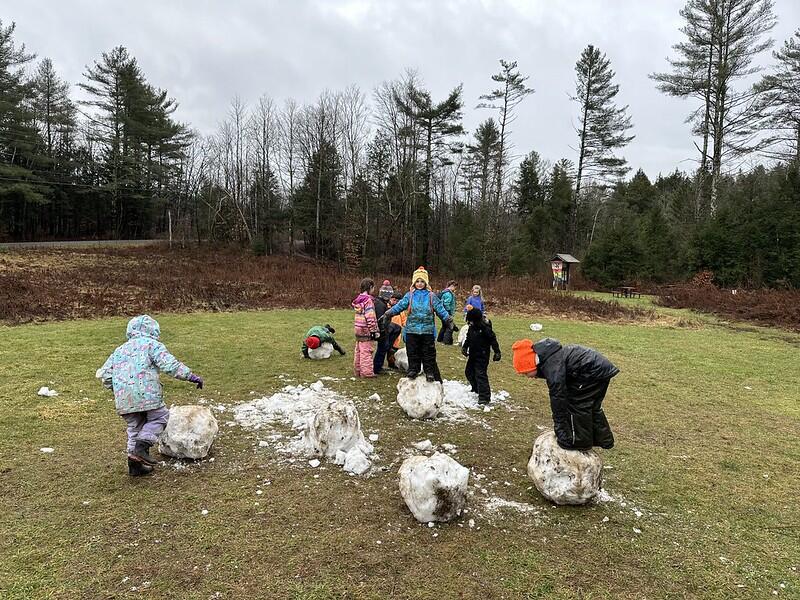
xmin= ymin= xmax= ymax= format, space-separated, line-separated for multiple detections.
xmin=97 ymin=315 xmax=203 ymax=476
xmin=352 ymin=278 xmax=380 ymax=377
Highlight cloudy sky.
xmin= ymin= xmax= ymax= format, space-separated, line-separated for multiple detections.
xmin=5 ymin=0 xmax=799 ymax=178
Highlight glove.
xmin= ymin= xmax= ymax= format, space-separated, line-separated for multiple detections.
xmin=188 ymin=374 xmax=204 ymax=390
xmin=325 ymin=324 xmax=336 ymax=334
xmin=461 ymin=346 xmax=469 ymax=358
xmin=452 ymin=324 xmax=460 ymax=332
xmin=493 ymin=352 xmax=501 ymax=362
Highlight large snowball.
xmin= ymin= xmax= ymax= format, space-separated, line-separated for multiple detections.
xmin=397 ymin=377 xmax=443 ymax=419
xmin=158 ymin=405 xmax=219 ymax=459
xmin=527 ymin=430 xmax=603 ymax=505
xmin=394 ymin=347 xmax=409 ymax=372
xmin=303 ymin=399 xmax=373 ymax=461
xmin=457 ymin=325 xmax=468 ymax=347
xmin=398 ymin=452 xmax=470 ymax=523
xmin=308 ymin=342 xmax=334 ymax=360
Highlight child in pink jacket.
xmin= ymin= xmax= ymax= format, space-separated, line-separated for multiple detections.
xmin=352 ymin=278 xmax=380 ymax=377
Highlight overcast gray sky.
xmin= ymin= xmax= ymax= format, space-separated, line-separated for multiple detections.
xmin=6 ymin=0 xmax=799 ymax=179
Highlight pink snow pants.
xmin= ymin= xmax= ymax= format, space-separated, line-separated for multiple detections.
xmin=354 ymin=340 xmax=376 ymax=377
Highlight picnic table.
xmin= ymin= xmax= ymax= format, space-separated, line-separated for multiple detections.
xmin=611 ymin=286 xmax=641 ymax=298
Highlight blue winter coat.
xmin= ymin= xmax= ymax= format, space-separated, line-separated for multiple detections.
xmin=464 ymin=295 xmax=485 ymax=314
xmin=97 ymin=315 xmax=193 ymax=414
xmin=385 ymin=289 xmax=451 ymax=336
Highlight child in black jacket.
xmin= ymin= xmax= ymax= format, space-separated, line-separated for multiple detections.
xmin=461 ymin=306 xmax=501 ymax=405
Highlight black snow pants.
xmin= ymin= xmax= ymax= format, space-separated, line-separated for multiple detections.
xmin=436 ymin=320 xmax=456 ymax=345
xmin=465 ymin=354 xmax=491 ymax=404
xmin=559 ymin=379 xmax=614 ymax=450
xmin=405 ymin=333 xmax=442 ymax=382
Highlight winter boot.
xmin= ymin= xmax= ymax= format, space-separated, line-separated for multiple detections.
xmin=128 ymin=457 xmax=154 ymax=477
xmin=425 ymin=373 xmax=436 ymax=383
xmin=407 ymin=370 xmax=420 ymax=379
xmin=131 ymin=440 xmax=158 ymax=466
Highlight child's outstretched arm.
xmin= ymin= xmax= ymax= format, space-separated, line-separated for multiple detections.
xmin=149 ymin=342 xmax=193 ymax=380
xmin=96 ymin=354 xmax=114 ymax=389
xmin=432 ymin=294 xmax=452 ymax=323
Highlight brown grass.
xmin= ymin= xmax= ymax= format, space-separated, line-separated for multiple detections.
xmin=0 ymin=246 xmax=655 ymax=325
xmin=656 ymin=284 xmax=800 ymax=332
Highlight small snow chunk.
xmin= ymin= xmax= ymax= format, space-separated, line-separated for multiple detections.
xmin=368 ymin=393 xmax=381 ymax=401
xmin=441 ymin=443 xmax=457 ymax=452
xmin=413 ymin=439 xmax=433 ymax=452
xmin=258 ymin=440 xmax=269 ymax=448
xmin=82 ymin=501 xmax=90 ymax=506
xmin=256 ymin=490 xmax=263 ymax=495
xmin=368 ymin=433 xmax=379 ymax=442
xmin=633 ymin=527 xmax=642 ymax=534
xmin=37 ymin=386 xmax=58 ymax=397
xmin=343 ymin=447 xmax=371 ymax=475
xmin=201 ymin=509 xmax=208 ymax=516
xmin=40 ymin=447 xmax=54 ymax=453
xmin=602 ymin=516 xmax=609 ymax=523
xmin=744 ymin=386 xmax=753 ymax=390
xmin=596 ymin=489 xmax=614 ymax=503
xmin=428 ymin=521 xmax=435 ymax=528
xmin=310 ymin=380 xmax=325 ymax=392
xmin=468 ymin=519 xmax=475 ymax=528
xmin=529 ymin=323 xmax=543 ymax=332
xmin=634 ymin=510 xmax=643 ymax=518
xmin=309 ymin=459 xmax=321 ymax=468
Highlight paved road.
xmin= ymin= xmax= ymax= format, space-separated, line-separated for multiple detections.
xmin=0 ymin=239 xmax=166 ymax=249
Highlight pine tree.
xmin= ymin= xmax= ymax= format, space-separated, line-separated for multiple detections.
xmin=30 ymin=58 xmax=75 ymax=163
xmin=477 ymin=60 xmax=534 ymax=212
xmin=757 ymin=29 xmax=800 ymax=164
xmin=653 ymin=0 xmax=776 ymax=213
xmin=571 ymin=44 xmax=634 ymax=251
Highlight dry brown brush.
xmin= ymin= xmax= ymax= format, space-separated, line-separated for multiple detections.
xmin=1 ymin=247 xmax=653 ymax=325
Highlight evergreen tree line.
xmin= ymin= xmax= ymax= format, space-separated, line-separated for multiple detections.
xmin=1 ymin=1 xmax=798 ymax=288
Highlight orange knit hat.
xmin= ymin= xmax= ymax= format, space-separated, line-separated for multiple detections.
xmin=512 ymin=339 xmax=537 ymax=375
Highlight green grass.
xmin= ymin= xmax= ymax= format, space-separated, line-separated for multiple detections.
xmin=1 ymin=309 xmax=799 ymax=599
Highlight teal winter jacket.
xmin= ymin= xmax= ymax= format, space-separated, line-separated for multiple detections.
xmin=97 ymin=315 xmax=193 ymax=414
xmin=385 ymin=289 xmax=451 ymax=336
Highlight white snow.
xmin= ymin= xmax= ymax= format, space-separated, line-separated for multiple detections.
xmin=343 ymin=446 xmax=371 ymax=475
xmin=413 ymin=439 xmax=434 ymax=452
xmin=40 ymin=447 xmax=54 ymax=453
xmin=399 ymin=453 xmax=470 ymax=523
xmin=234 ymin=381 xmax=374 ymax=475
xmin=529 ymin=323 xmax=543 ymax=332
xmin=368 ymin=433 xmax=379 ymax=442
xmin=158 ymin=405 xmax=218 ymax=459
xmin=483 ymin=496 xmax=541 ymax=515
xmin=528 ymin=430 xmax=603 ymax=505
xmin=201 ymin=509 xmax=209 ymax=515
xmin=307 ymin=343 xmax=334 ymax=360
xmin=439 ymin=380 xmax=510 ymax=422
xmin=368 ymin=393 xmax=381 ymax=401
xmin=308 ymin=459 xmax=321 ymax=468
xmin=37 ymin=386 xmax=58 ymax=397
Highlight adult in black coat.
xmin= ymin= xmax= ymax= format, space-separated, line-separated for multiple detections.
xmin=513 ymin=337 xmax=618 ymax=450
xmin=461 ymin=307 xmax=501 ymax=405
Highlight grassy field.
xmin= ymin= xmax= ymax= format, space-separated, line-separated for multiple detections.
xmin=1 ymin=306 xmax=799 ymax=599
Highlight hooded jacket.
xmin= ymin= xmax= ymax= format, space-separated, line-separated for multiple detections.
xmin=352 ymin=293 xmax=379 ymax=340
xmin=462 ymin=309 xmax=500 ymax=359
xmin=384 ymin=288 xmax=451 ymax=336
xmin=533 ymin=338 xmax=619 ymax=450
xmin=97 ymin=315 xmax=193 ymax=415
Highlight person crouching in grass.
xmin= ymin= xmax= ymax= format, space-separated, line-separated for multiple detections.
xmin=97 ymin=315 xmax=204 ymax=476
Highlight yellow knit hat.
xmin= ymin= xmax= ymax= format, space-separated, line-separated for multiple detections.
xmin=412 ymin=266 xmax=430 ymax=287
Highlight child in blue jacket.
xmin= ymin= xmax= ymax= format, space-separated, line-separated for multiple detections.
xmin=382 ymin=267 xmax=453 ymax=382
xmin=97 ymin=315 xmax=204 ymax=476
